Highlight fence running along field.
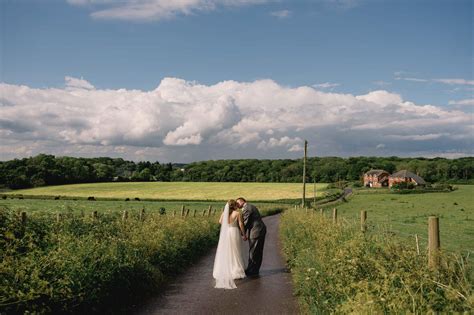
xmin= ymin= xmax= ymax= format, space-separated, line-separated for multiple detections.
xmin=294 ymin=205 xmax=474 ymax=273
xmin=282 ymin=206 xmax=472 ymax=313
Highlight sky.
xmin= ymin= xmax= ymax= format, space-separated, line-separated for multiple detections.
xmin=0 ymin=0 xmax=472 ymax=162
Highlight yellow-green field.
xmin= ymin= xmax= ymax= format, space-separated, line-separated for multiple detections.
xmin=9 ymin=182 xmax=328 ymax=201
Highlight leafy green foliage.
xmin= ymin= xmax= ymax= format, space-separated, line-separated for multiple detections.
xmin=1 ymin=154 xmax=473 ymax=189
xmin=0 ymin=207 xmax=219 ymax=313
xmin=280 ymin=210 xmax=473 ymax=313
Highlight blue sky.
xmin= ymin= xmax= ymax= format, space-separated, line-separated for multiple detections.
xmin=0 ymin=0 xmax=472 ymax=161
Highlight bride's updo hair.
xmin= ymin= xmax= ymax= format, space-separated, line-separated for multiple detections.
xmin=227 ymin=199 xmax=237 ymax=212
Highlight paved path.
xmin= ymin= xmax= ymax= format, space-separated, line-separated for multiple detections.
xmin=132 ymin=214 xmax=298 ymax=315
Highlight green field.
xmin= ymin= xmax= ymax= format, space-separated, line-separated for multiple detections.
xmin=7 ymin=182 xmax=328 ymax=201
xmin=320 ymin=185 xmax=474 ymax=253
xmin=0 ymin=198 xmax=285 ymax=217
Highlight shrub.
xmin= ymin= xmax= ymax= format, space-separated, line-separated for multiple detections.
xmin=0 ymin=207 xmax=219 ymax=313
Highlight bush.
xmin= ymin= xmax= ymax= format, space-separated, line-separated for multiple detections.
xmin=280 ymin=210 xmax=472 ymax=313
xmin=0 ymin=207 xmax=219 ymax=313
xmin=391 ymin=182 xmax=416 ymax=190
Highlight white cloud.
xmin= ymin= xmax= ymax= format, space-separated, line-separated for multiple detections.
xmin=68 ymin=0 xmax=268 ymax=21
xmin=258 ymin=136 xmax=303 ymax=151
xmin=448 ymin=99 xmax=474 ymax=106
xmin=434 ymin=78 xmax=474 ymax=86
xmin=396 ymin=77 xmax=428 ymax=82
xmin=312 ymin=82 xmax=340 ymax=89
xmin=0 ymin=76 xmax=472 ymax=161
xmin=270 ymin=9 xmax=291 ymax=18
xmin=372 ymin=80 xmax=391 ymax=87
xmin=65 ymin=76 xmax=95 ymax=90
xmin=394 ymin=74 xmax=474 ymax=86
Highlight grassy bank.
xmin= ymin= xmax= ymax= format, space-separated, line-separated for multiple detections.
xmin=280 ymin=209 xmax=473 ymax=313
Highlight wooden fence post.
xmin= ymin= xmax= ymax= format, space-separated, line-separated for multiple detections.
xmin=428 ymin=216 xmax=440 ymax=269
xmin=185 ymin=208 xmax=190 ymax=217
xmin=56 ymin=213 xmax=62 ymax=223
xmin=332 ymin=208 xmax=337 ymax=224
xmin=319 ymin=208 xmax=324 ymax=215
xmin=92 ymin=211 xmax=98 ymax=220
xmin=202 ymin=209 xmax=206 ymax=216
xmin=415 ymin=234 xmax=420 ymax=255
xmin=21 ymin=211 xmax=27 ymax=225
xmin=139 ymin=208 xmax=145 ymax=221
xmin=122 ymin=210 xmax=128 ymax=222
xmin=360 ymin=210 xmax=367 ymax=232
xmin=173 ymin=210 xmax=176 ymax=216
xmin=193 ymin=209 xmax=197 ymax=217
xmin=213 ymin=208 xmax=217 ymax=215
xmin=208 ymin=205 xmax=212 ymax=216
xmin=181 ymin=205 xmax=185 ymax=217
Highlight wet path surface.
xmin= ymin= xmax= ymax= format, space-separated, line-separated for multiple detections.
xmin=132 ymin=214 xmax=298 ymax=315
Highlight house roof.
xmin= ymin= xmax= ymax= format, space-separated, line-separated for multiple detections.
xmin=390 ymin=170 xmax=426 ymax=184
xmin=365 ymin=169 xmax=389 ymax=176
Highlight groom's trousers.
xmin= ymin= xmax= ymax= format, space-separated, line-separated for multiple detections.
xmin=246 ymin=230 xmax=266 ymax=275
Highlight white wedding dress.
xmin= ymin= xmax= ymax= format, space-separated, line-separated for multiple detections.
xmin=212 ymin=203 xmax=246 ymax=289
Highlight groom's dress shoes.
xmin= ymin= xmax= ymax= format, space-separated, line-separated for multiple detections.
xmin=245 ymin=270 xmax=259 ymax=277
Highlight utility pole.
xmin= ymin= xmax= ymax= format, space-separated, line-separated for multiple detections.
xmin=302 ymin=140 xmax=308 ymax=207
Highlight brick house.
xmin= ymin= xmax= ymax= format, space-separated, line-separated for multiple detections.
xmin=363 ymin=170 xmax=390 ymax=188
xmin=388 ymin=170 xmax=426 ymax=188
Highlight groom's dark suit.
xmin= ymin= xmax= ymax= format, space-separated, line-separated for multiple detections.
xmin=242 ymin=202 xmax=266 ymax=275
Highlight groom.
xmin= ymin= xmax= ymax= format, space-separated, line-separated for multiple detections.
xmin=236 ymin=197 xmax=267 ymax=277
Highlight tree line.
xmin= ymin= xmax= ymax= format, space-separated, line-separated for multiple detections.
xmin=0 ymin=154 xmax=472 ymax=189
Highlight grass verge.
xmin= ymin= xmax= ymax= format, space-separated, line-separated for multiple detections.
xmin=280 ymin=209 xmax=473 ymax=313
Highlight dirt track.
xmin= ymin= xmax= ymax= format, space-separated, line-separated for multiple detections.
xmin=132 ymin=214 xmax=298 ymax=315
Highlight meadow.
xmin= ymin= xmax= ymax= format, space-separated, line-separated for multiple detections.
xmin=0 ymin=198 xmax=286 ymax=217
xmin=7 ymin=181 xmax=328 ymax=201
xmin=319 ymin=185 xmax=474 ymax=254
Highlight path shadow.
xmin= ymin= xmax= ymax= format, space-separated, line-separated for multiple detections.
xmin=234 ymin=267 xmax=290 ymax=283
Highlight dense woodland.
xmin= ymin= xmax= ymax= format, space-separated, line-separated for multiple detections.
xmin=0 ymin=154 xmax=472 ymax=189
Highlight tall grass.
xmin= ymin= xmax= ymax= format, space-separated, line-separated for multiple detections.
xmin=0 ymin=207 xmax=220 ymax=313
xmin=280 ymin=209 xmax=473 ymax=313
xmin=0 ymin=205 xmax=283 ymax=313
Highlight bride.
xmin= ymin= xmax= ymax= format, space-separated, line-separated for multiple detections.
xmin=212 ymin=199 xmax=247 ymax=289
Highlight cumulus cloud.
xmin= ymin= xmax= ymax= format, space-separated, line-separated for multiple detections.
xmin=68 ymin=0 xmax=268 ymax=21
xmin=65 ymin=76 xmax=95 ymax=90
xmin=0 ymin=76 xmax=472 ymax=161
